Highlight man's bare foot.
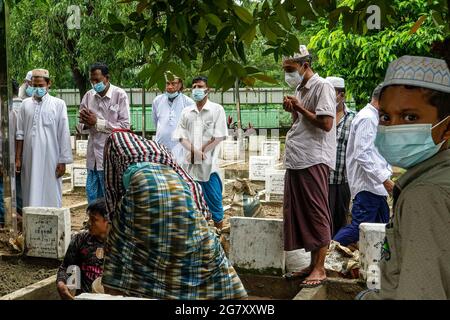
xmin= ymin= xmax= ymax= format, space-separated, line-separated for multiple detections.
xmin=301 ymin=267 xmax=327 ymax=287
xmin=284 ymin=266 xmax=313 ymax=279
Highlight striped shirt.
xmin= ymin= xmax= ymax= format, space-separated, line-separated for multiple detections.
xmin=329 ymin=106 xmax=356 ymax=184
xmin=346 ymin=104 xmax=392 ymax=200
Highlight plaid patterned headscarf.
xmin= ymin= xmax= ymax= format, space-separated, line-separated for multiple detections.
xmin=104 ymin=130 xmax=210 ymax=219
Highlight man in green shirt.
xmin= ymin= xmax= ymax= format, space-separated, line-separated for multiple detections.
xmin=359 ymin=54 xmax=450 ymax=300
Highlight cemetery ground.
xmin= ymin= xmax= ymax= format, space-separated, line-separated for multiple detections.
xmin=0 ymin=136 xmax=391 ymax=300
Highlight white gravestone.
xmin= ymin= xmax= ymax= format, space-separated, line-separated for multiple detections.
xmin=23 ymin=207 xmax=71 ymax=259
xmin=261 ymin=140 xmax=281 ymax=160
xmin=249 ymin=156 xmax=275 ymax=181
xmin=70 ymin=136 xmax=75 ymax=150
xmin=229 ymin=217 xmax=285 ymax=275
xmin=72 ymin=167 xmax=88 ymax=189
xmin=65 ymin=164 xmax=73 ymax=176
xmin=265 ymin=169 xmax=286 ymax=202
xmin=76 ymin=140 xmax=88 ymax=157
xmin=221 ymin=141 xmax=240 ymax=160
xmin=359 ymin=223 xmax=386 ymax=288
xmin=249 ymin=135 xmax=266 ymax=153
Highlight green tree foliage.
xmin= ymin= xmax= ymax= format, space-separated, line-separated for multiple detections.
xmin=8 ymin=0 xmax=145 ymax=96
xmin=309 ymin=0 xmax=446 ymax=107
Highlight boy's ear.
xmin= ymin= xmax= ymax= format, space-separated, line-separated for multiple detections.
xmin=442 ymin=117 xmax=450 ymax=141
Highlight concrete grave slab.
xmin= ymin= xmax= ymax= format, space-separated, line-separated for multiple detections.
xmin=76 ymin=140 xmax=88 ymax=157
xmin=249 ymin=156 xmax=275 ymax=181
xmin=72 ymin=167 xmax=88 ymax=189
xmin=265 ymin=169 xmax=285 ymax=202
xmin=23 ymin=207 xmax=71 ymax=259
xmin=249 ymin=135 xmax=266 ymax=153
xmin=261 ymin=140 xmax=280 ymax=160
xmin=359 ymin=223 xmax=386 ymax=288
xmin=229 ymin=217 xmax=285 ymax=275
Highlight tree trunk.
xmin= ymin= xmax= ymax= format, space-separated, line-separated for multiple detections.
xmin=71 ymin=65 xmax=89 ymax=99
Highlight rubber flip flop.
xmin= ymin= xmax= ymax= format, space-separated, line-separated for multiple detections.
xmin=283 ymin=270 xmax=311 ymax=279
xmin=299 ymin=278 xmax=328 ymax=288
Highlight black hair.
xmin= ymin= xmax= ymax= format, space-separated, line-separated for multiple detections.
xmin=192 ymin=76 xmax=208 ymax=86
xmin=12 ymin=79 xmax=19 ymax=96
xmin=86 ymin=198 xmax=108 ymax=220
xmin=90 ymin=62 xmax=109 ymax=76
xmin=372 ymin=83 xmax=384 ymax=101
xmin=336 ymin=87 xmax=346 ymax=95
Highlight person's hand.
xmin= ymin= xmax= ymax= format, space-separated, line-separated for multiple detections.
xmin=283 ymin=97 xmax=294 ymax=112
xmin=57 ymin=281 xmax=74 ymax=300
xmin=286 ymin=95 xmax=305 ymax=112
xmin=56 ymin=163 xmax=66 ymax=178
xmin=79 ymin=109 xmax=97 ymax=127
xmin=383 ymin=179 xmax=395 ymax=195
xmin=15 ymin=158 xmax=21 ymax=173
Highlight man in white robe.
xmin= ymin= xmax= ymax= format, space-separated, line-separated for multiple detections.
xmin=152 ymin=72 xmax=195 ymax=164
xmin=15 ymin=69 xmax=73 ymax=208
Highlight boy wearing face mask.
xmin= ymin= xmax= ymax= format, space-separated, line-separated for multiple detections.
xmin=15 ymin=69 xmax=73 ymax=208
xmin=77 ymin=62 xmax=130 ymax=204
xmin=174 ymin=76 xmax=228 ymax=230
xmin=152 ymin=72 xmax=195 ymax=164
xmin=359 ymin=54 xmax=450 ymax=300
xmin=281 ymin=45 xmax=336 ymax=288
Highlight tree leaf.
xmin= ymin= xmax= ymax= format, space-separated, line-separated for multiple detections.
xmin=253 ymin=74 xmax=278 ymax=84
xmin=205 ymin=14 xmax=222 ymax=29
xmin=233 ymin=5 xmax=254 ymax=25
xmin=240 ymin=25 xmax=257 ymax=46
xmin=198 ymin=17 xmax=208 ymax=38
xmin=242 ymin=76 xmax=256 ymax=87
xmin=245 ymin=66 xmax=260 ymax=75
xmin=274 ymin=3 xmax=291 ymax=30
xmin=227 ymin=60 xmax=247 ymax=78
xmin=208 ymin=64 xmax=226 ymax=87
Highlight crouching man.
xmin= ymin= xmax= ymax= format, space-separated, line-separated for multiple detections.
xmin=56 ymin=199 xmax=110 ymax=300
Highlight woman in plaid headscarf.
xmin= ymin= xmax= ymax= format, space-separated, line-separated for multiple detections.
xmin=101 ymin=130 xmax=247 ymax=300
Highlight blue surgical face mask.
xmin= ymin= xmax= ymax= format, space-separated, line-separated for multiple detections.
xmin=34 ymin=87 xmax=47 ymax=98
xmin=166 ymin=91 xmax=180 ymax=99
xmin=192 ymin=88 xmax=207 ymax=102
xmin=92 ymin=81 xmax=106 ymax=93
xmin=26 ymin=86 xmax=35 ymax=97
xmin=375 ymin=117 xmax=449 ymax=169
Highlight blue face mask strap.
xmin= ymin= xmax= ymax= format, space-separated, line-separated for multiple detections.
xmin=432 ymin=116 xmax=450 ymax=130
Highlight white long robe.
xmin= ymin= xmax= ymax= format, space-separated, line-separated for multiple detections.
xmin=16 ymin=94 xmax=73 ymax=208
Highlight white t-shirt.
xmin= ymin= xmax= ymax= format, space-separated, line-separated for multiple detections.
xmin=173 ymin=99 xmax=228 ymax=182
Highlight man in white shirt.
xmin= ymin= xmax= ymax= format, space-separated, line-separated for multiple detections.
xmin=152 ymin=72 xmax=195 ymax=163
xmin=174 ymin=76 xmax=228 ymax=229
xmin=333 ymin=84 xmax=394 ymax=246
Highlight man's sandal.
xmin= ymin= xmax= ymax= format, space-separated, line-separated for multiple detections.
xmin=299 ymin=278 xmax=328 ymax=288
xmin=283 ymin=270 xmax=311 ymax=279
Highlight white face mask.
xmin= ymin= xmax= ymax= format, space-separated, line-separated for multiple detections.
xmin=285 ymin=71 xmax=303 ymax=88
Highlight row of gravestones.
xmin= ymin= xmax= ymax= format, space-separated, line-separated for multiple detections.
xmin=221 ymin=137 xmax=281 ymax=161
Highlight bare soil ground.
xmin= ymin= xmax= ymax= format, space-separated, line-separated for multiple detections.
xmin=0 ymin=257 xmax=59 ymax=297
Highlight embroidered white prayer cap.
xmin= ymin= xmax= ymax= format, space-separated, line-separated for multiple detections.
xmin=283 ymin=45 xmax=311 ymax=61
xmin=32 ymin=69 xmax=50 ymax=79
xmin=382 ymin=55 xmax=450 ymax=93
xmin=25 ymin=71 xmax=33 ymax=81
xmin=326 ymin=76 xmax=345 ymax=89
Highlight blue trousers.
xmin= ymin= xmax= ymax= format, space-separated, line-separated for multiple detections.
xmin=86 ymin=169 xmax=105 ymax=204
xmin=198 ymin=172 xmax=224 ymax=223
xmin=333 ymin=191 xmax=389 ymax=246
